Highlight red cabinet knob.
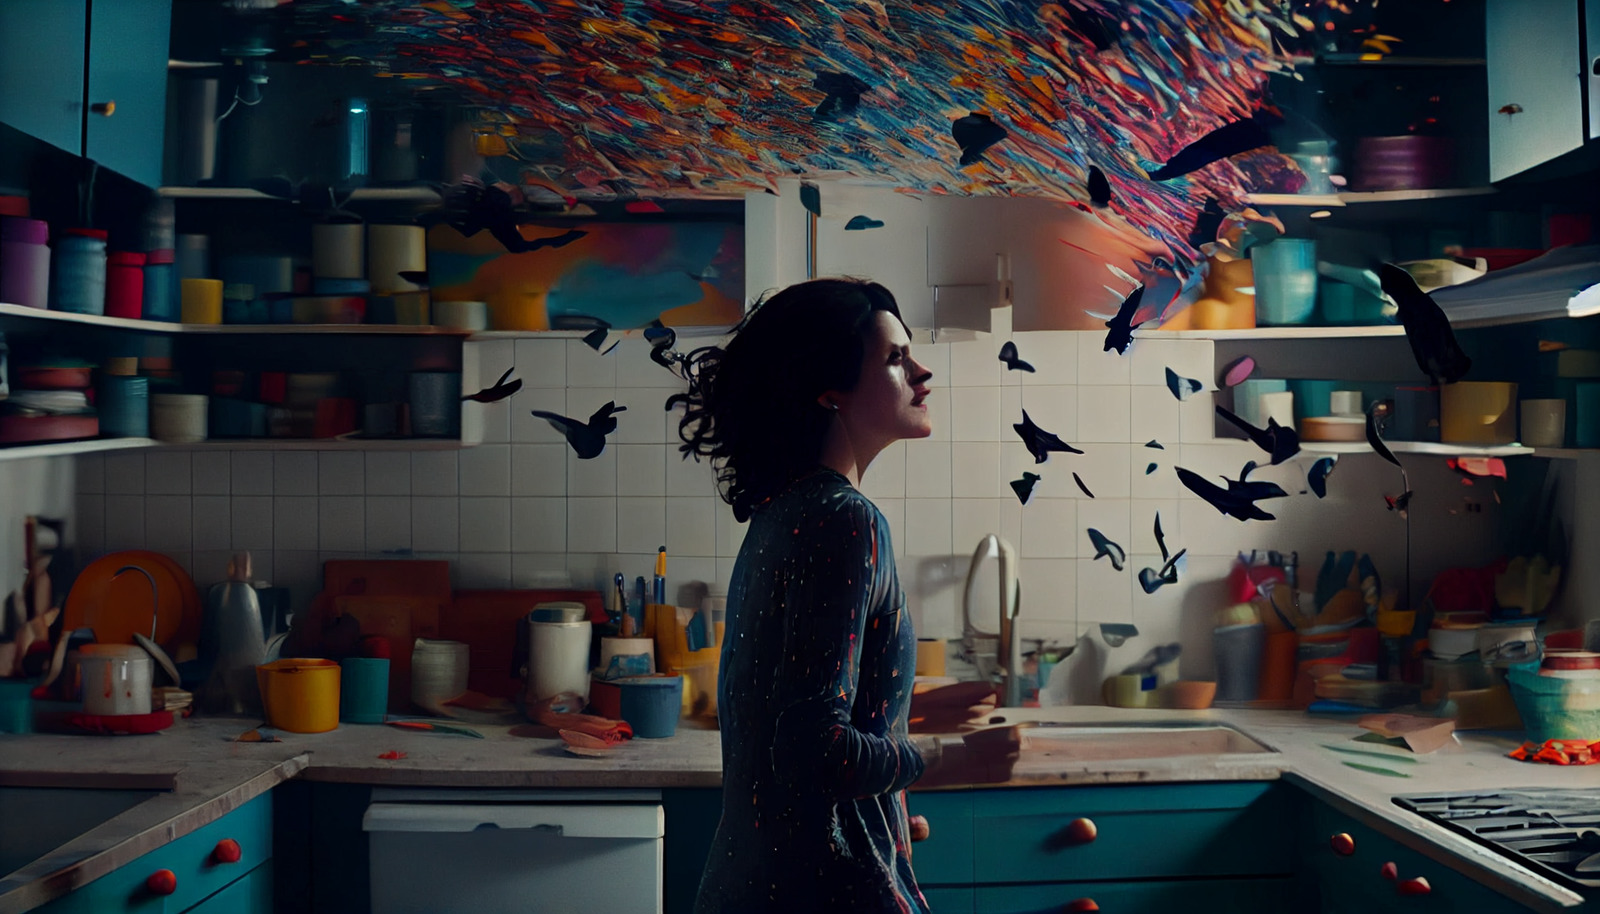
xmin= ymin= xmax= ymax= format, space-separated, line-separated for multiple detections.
xmin=1397 ymin=876 xmax=1432 ymax=896
xmin=1380 ymin=861 xmax=1399 ymax=881
xmin=212 ymin=838 xmax=242 ymax=864
xmin=146 ymin=869 xmax=177 ymax=896
xmin=1064 ymin=817 xmax=1098 ymax=845
xmin=1064 ymin=899 xmax=1099 ymax=912
xmin=908 ymin=815 xmax=930 ymax=843
xmin=90 ymin=101 xmax=115 ymax=117
xmin=1330 ymin=832 xmax=1356 ymax=856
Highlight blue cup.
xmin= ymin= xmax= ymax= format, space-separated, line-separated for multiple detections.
xmin=0 ymin=679 xmax=34 ymax=733
xmin=618 ymin=675 xmax=683 ymax=738
xmin=340 ymin=658 xmax=390 ymax=723
xmin=1251 ymin=239 xmax=1318 ymax=326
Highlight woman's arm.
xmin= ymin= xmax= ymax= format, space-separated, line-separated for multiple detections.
xmin=768 ymin=497 xmax=924 ymax=799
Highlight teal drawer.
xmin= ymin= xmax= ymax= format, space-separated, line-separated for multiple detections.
xmin=972 ymin=783 xmax=1294 ymax=883
xmin=974 ymin=877 xmax=1295 ymax=913
xmin=36 ymin=792 xmax=272 ymax=914
xmin=908 ymin=791 xmax=975 ymax=886
xmin=183 ymin=861 xmax=272 ymax=914
xmin=922 ymin=885 xmax=974 ymax=913
xmin=1303 ymin=801 xmax=1529 ymax=914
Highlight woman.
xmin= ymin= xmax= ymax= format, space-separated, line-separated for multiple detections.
xmin=673 ymin=277 xmax=946 ymax=914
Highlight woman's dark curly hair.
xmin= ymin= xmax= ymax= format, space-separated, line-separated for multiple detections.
xmin=669 ymin=278 xmax=904 ymax=522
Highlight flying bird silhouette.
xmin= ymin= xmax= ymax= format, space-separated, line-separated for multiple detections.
xmin=530 ymin=401 xmax=627 ymax=459
xmin=461 ymin=367 xmax=521 ymax=403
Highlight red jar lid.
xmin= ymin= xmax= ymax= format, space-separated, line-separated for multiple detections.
xmin=0 ymin=196 xmax=27 ymax=218
xmin=63 ymin=227 xmax=108 ymax=240
xmin=109 ymin=250 xmax=147 ymax=266
xmin=144 ymin=248 xmax=176 ymax=265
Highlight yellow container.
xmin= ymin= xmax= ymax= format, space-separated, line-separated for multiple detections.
xmin=180 ymin=278 xmax=223 ymax=324
xmin=644 ymin=604 xmax=720 ymax=718
xmin=256 ymin=659 xmax=341 ymax=733
xmin=488 ymin=285 xmax=549 ymax=331
xmin=1440 ymin=381 xmax=1518 ymax=445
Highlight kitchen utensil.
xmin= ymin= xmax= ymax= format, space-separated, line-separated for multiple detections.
xmin=63 ymin=551 xmax=199 ymax=651
xmin=962 ymin=534 xmax=1021 ymax=705
xmin=198 ymin=552 xmax=266 ymax=715
xmin=81 ymin=647 xmax=152 ymax=716
xmin=257 ymin=659 xmax=341 ymax=733
xmin=1214 ymin=623 xmax=1266 ymax=703
xmin=133 ymin=633 xmax=180 ymax=687
xmin=386 ymin=719 xmax=484 ymax=738
xmin=617 ymin=674 xmax=683 ymax=738
xmin=1168 ymin=680 xmax=1217 ymax=709
xmin=340 ymin=657 xmax=390 ymax=724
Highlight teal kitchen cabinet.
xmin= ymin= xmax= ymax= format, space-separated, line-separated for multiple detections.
xmin=32 ymin=792 xmax=272 ymax=914
xmin=0 ymin=0 xmax=170 ymax=187
xmin=1485 ymin=0 xmax=1586 ymax=181
xmin=1298 ymin=797 xmax=1530 ymax=914
xmin=907 ymin=782 xmax=1302 ymax=912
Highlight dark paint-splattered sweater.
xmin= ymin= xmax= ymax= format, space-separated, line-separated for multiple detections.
xmin=694 ymin=469 xmax=928 ymax=914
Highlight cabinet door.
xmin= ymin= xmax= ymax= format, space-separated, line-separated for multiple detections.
xmin=1486 ymin=0 xmax=1584 ymax=180
xmin=182 ymin=861 xmax=273 ymax=914
xmin=0 ymin=0 xmax=87 ymax=156
xmin=85 ymin=0 xmax=171 ymax=186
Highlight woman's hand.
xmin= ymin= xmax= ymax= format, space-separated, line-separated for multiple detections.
xmin=914 ymin=724 xmax=1026 ymax=787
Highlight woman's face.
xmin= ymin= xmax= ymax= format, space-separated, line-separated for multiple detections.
xmin=835 ymin=311 xmax=934 ymax=444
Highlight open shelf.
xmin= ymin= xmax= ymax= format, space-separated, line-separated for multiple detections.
xmin=182 ymin=439 xmax=466 ymax=451
xmin=1298 ymin=441 xmax=1537 ymax=458
xmin=0 ymin=437 xmax=157 ymax=462
xmin=1529 ymin=448 xmax=1594 ymax=460
xmin=1136 ymin=324 xmax=1407 ymax=341
xmin=1243 ymin=187 xmax=1496 ymax=208
xmin=0 ymin=302 xmax=469 ymax=335
xmin=157 ymin=186 xmax=442 ymax=203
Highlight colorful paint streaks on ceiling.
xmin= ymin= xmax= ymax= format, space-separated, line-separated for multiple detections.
xmin=292 ymin=0 xmax=1305 ymax=253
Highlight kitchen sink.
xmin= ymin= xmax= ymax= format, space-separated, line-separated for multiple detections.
xmin=1019 ymin=721 xmax=1276 ymax=760
xmin=0 ymin=786 xmax=163 ymax=880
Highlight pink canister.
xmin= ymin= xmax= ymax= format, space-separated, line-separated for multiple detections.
xmin=0 ymin=217 xmax=50 ymax=309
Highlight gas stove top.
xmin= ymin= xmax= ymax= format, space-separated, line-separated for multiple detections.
xmin=1395 ymin=790 xmax=1600 ymax=891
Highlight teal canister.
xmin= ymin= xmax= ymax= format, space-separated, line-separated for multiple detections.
xmin=52 ymin=228 xmax=108 ymax=315
xmin=99 ymin=375 xmax=150 ymax=438
xmin=340 ymin=658 xmax=390 ymax=723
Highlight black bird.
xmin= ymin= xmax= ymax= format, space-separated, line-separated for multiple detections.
xmin=461 ymin=367 xmax=521 ymax=404
xmin=1165 ymin=367 xmax=1202 ymax=401
xmin=444 ymin=180 xmax=589 ymax=254
xmin=1364 ymin=407 xmax=1403 ymax=468
xmin=1088 ymin=528 xmax=1125 ymax=570
xmin=530 ymin=401 xmax=627 ymax=459
xmin=998 ymin=341 xmax=1035 ymax=372
xmin=1010 ymin=472 xmax=1041 ymax=504
xmin=1072 ymin=472 xmax=1095 ymax=499
xmin=1148 ymin=109 xmax=1282 ymax=181
xmin=1379 ymin=263 xmax=1473 ymax=384
xmin=952 ymin=113 xmax=1008 ymax=166
xmin=1215 ymin=405 xmax=1301 ymax=465
xmin=1177 ymin=466 xmax=1285 ymax=522
xmin=812 ymin=71 xmax=872 ymax=122
xmin=1102 ymin=284 xmax=1146 ymax=354
xmin=1138 ymin=512 xmax=1187 ymax=593
xmin=1308 ymin=456 xmax=1337 ymax=498
xmin=1087 ymin=164 xmax=1113 ymax=208
xmin=1013 ymin=410 xmax=1084 ymax=463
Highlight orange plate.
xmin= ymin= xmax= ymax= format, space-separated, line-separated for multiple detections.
xmin=63 ymin=551 xmax=200 ymax=652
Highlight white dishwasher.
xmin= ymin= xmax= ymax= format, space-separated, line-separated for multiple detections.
xmin=363 ymin=788 xmax=665 ymax=914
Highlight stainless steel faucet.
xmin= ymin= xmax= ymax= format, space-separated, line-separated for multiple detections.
xmin=961 ymin=534 xmax=1023 ymax=706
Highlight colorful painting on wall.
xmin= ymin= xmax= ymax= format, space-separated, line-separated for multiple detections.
xmin=426 ymin=221 xmax=746 ymax=330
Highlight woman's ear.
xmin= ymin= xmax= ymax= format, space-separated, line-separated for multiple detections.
xmin=816 ymin=394 xmax=841 ymax=412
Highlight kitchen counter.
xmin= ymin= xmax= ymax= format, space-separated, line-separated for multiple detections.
xmin=1 ymin=708 xmax=1595 ymax=912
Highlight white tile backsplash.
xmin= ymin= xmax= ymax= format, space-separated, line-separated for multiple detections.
xmin=79 ymin=326 xmax=1502 ymax=689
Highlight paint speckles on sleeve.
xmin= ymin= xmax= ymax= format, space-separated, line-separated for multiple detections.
xmin=695 ymin=469 xmax=926 ymax=914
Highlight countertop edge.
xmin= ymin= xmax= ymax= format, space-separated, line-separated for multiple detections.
xmin=0 ymin=756 xmax=307 ymax=914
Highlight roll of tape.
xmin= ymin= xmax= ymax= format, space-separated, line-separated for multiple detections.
xmin=312 ymin=222 xmax=365 ymax=279
xmin=367 ymin=224 xmax=425 ymax=294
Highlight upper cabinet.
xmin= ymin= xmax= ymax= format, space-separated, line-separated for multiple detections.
xmin=1485 ymin=0 xmax=1586 ymax=180
xmin=0 ymin=0 xmax=170 ymax=187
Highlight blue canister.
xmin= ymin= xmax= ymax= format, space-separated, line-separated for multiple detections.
xmin=142 ymin=261 xmax=177 ymax=321
xmin=52 ymin=228 xmax=108 ymax=315
xmin=408 ymin=371 xmax=461 ymax=437
xmin=99 ymin=375 xmax=149 ymax=437
xmin=617 ymin=675 xmax=683 ymax=738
